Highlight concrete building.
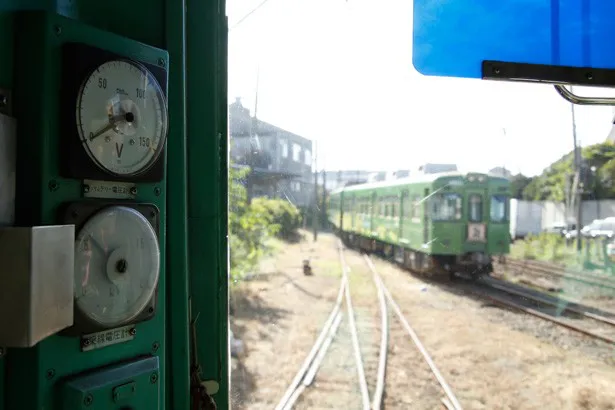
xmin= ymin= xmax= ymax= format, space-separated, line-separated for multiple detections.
xmin=229 ymin=98 xmax=313 ymax=207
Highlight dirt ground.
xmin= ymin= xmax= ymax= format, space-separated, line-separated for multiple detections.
xmin=230 ymin=232 xmax=344 ymax=409
xmin=231 ymin=232 xmax=615 ymax=409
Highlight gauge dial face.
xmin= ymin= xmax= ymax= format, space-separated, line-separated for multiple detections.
xmin=76 ymin=59 xmax=168 ymax=176
xmin=74 ymin=206 xmax=160 ymax=328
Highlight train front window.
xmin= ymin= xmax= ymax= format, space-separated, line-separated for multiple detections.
xmin=490 ymin=195 xmax=507 ymax=222
xmin=431 ymin=193 xmax=462 ymax=221
xmin=468 ymin=194 xmax=482 ymax=222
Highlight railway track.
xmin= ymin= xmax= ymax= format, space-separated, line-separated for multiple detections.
xmin=274 ymin=241 xmax=463 ymax=410
xmin=469 ymin=276 xmax=615 ymax=345
xmin=496 ymin=258 xmax=615 ymax=291
xmin=364 ymin=251 xmax=615 ymax=347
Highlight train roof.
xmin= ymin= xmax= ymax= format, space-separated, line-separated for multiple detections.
xmin=329 ymin=171 xmax=509 ymax=195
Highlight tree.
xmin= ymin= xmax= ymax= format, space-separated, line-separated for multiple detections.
xmin=521 ymin=142 xmax=615 ymax=201
xmin=510 ymin=173 xmax=533 ymax=199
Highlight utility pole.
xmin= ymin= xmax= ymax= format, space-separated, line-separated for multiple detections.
xmin=247 ymin=66 xmax=260 ymax=204
xmin=312 ymin=140 xmax=318 ymax=241
xmin=322 ymin=167 xmax=327 ymax=229
xmin=502 ymin=128 xmax=507 ymax=175
xmin=571 ymin=85 xmax=583 ymax=252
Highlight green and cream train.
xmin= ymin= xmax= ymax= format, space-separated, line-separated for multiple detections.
xmin=327 ymin=172 xmax=511 ymax=278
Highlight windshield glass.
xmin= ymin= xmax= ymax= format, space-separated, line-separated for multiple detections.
xmin=468 ymin=194 xmax=483 ymax=222
xmin=431 ymin=193 xmax=462 ymax=221
xmin=490 ymin=195 xmax=507 ymax=222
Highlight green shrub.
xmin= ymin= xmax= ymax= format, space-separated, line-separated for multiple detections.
xmin=228 ymin=165 xmax=279 ymax=283
xmin=251 ymin=197 xmax=301 ymax=240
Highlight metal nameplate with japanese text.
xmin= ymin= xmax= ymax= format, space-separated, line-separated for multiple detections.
xmin=81 ymin=325 xmax=135 ymax=352
xmin=83 ymin=179 xmax=136 ymax=200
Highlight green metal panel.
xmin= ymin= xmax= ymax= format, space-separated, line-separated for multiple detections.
xmin=186 ymin=0 xmax=229 ymax=407
xmin=163 ymin=0 xmax=191 ymax=408
xmin=0 ymin=14 xmax=13 ymax=410
xmin=8 ymin=12 xmax=168 ymax=409
xmin=61 ymin=356 xmax=160 ymax=409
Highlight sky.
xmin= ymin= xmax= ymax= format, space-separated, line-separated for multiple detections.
xmin=226 ymin=0 xmax=615 ymax=177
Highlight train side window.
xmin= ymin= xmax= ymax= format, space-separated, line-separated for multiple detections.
xmin=469 ymin=194 xmax=482 ymax=222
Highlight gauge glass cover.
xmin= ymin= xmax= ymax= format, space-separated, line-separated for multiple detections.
xmin=76 ymin=59 xmax=168 ymax=176
xmin=74 ymin=206 xmax=160 ymax=327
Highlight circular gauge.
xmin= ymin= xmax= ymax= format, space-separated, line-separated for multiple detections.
xmin=74 ymin=206 xmax=160 ymax=328
xmin=75 ymin=59 xmax=168 ymax=176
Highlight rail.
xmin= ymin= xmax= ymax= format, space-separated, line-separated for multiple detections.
xmin=363 ymin=254 xmax=464 ymax=410
xmin=339 ymin=246 xmax=371 ymax=410
xmin=471 ymin=278 xmax=615 ymax=345
xmin=274 ymin=266 xmax=348 ymax=410
xmin=498 ymin=258 xmax=615 ymax=291
xmin=364 ymin=255 xmax=389 ymax=410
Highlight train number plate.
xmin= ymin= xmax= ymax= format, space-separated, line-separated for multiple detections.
xmin=467 ymin=223 xmax=486 ymax=242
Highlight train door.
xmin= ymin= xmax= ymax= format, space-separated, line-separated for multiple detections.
xmin=423 ymin=188 xmax=430 ymax=244
xmin=467 ymin=190 xmax=487 ymax=242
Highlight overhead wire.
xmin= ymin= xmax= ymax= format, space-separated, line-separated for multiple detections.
xmin=229 ymin=0 xmax=273 ymax=30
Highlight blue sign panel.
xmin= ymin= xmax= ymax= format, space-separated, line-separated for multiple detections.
xmin=413 ymin=0 xmax=615 ymax=80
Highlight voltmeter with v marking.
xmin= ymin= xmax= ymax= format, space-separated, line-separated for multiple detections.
xmin=60 ymin=42 xmax=169 ymax=182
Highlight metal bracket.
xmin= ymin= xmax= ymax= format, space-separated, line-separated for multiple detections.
xmin=482 ymin=61 xmax=615 ymax=106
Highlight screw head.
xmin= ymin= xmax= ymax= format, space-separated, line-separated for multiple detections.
xmin=130 ymin=187 xmax=138 ymax=195
xmin=48 ymin=180 xmax=59 ymax=192
xmin=84 ymin=394 xmax=93 ymax=406
xmin=154 ymin=187 xmax=161 ymax=196
xmin=150 ymin=372 xmax=158 ymax=384
xmin=152 ymin=341 xmax=160 ymax=353
xmin=157 ymin=58 xmax=166 ymax=67
xmin=0 ymin=95 xmax=6 ymax=107
xmin=82 ymin=184 xmax=90 ymax=194
xmin=54 ymin=25 xmax=62 ymax=35
xmin=46 ymin=369 xmax=55 ymax=380
xmin=129 ymin=327 xmax=136 ymax=336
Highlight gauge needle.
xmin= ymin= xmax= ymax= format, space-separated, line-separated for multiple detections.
xmin=89 ymin=114 xmax=128 ymax=141
xmin=88 ymin=235 xmax=107 ymax=255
